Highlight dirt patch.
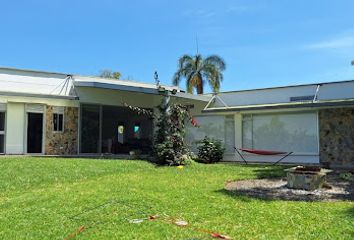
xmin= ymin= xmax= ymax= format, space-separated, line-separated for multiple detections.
xmin=224 ymin=173 xmax=354 ymax=202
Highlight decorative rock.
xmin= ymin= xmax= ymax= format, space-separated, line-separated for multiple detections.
xmin=285 ymin=166 xmax=332 ymax=191
xmin=45 ymin=106 xmax=78 ymax=155
xmin=319 ymin=108 xmax=354 ymax=169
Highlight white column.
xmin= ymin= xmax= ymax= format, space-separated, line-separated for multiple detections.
xmin=6 ymin=102 xmax=25 ymax=154
xmin=234 ymin=112 xmax=243 ymax=161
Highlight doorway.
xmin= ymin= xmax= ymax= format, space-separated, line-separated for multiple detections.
xmin=27 ymin=112 xmax=43 ymax=153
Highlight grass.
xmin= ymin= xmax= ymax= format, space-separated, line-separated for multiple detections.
xmin=0 ymin=157 xmax=352 ymax=240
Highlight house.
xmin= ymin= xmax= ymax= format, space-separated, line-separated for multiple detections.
xmin=0 ymin=67 xmax=353 ymax=168
xmin=186 ymin=80 xmax=354 ymax=169
xmin=0 ymin=67 xmax=208 ymax=156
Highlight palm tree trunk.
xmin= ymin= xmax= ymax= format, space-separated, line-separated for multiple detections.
xmin=196 ymin=74 xmax=203 ymax=94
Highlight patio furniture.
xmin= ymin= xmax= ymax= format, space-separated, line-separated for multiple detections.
xmin=234 ymin=147 xmax=293 ymax=165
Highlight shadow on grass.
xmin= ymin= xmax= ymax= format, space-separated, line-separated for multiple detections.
xmin=219 ymin=162 xmax=290 ymax=179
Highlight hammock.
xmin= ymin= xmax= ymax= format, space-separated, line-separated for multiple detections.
xmin=235 ymin=147 xmax=293 ymax=165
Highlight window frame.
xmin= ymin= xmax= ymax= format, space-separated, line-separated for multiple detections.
xmin=52 ymin=107 xmax=65 ymax=133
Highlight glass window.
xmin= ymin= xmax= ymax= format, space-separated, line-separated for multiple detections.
xmin=242 ymin=112 xmax=318 ymax=154
xmin=186 ymin=115 xmax=235 ymax=153
xmin=53 ymin=113 xmax=64 ymax=132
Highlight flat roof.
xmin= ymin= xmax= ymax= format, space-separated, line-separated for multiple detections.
xmin=0 ymin=66 xmax=181 ymax=92
xmin=203 ymin=78 xmax=354 ymax=95
xmin=203 ymin=98 xmax=354 ymax=112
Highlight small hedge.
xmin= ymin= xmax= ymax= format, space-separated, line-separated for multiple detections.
xmin=197 ymin=137 xmax=225 ymax=163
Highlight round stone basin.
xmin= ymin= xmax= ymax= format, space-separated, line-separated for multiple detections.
xmin=285 ymin=166 xmax=332 ymax=191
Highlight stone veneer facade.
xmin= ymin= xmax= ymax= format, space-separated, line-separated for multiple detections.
xmin=45 ymin=106 xmax=79 ymax=155
xmin=319 ymin=107 xmax=354 ymax=169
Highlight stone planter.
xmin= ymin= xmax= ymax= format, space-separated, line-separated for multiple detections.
xmin=285 ymin=166 xmax=332 ymax=191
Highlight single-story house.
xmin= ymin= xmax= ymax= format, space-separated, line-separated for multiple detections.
xmin=0 ymin=67 xmax=353 ymax=168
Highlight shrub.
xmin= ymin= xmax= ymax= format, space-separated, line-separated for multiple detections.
xmin=197 ymin=137 xmax=225 ymax=163
xmin=125 ymin=94 xmax=195 ymax=166
xmin=154 ymin=136 xmax=193 ymax=166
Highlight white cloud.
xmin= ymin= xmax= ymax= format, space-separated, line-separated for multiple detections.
xmin=305 ymin=35 xmax=354 ymax=50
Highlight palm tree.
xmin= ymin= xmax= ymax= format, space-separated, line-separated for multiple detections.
xmin=173 ymin=54 xmax=226 ymax=94
xmin=99 ymin=69 xmax=121 ymax=80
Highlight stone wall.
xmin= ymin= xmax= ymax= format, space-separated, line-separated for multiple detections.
xmin=45 ymin=106 xmax=78 ymax=155
xmin=319 ymin=108 xmax=354 ymax=169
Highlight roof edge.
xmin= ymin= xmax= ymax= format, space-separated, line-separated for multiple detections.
xmin=0 ymin=91 xmax=79 ymax=100
xmin=202 ymin=99 xmax=354 ymax=113
xmin=202 ymin=79 xmax=354 ymax=95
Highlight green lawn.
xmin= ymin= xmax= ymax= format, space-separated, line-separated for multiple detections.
xmin=0 ymin=157 xmax=352 ymax=240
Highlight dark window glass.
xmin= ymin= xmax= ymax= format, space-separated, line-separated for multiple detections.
xmin=53 ymin=113 xmax=64 ymax=132
xmin=53 ymin=114 xmax=58 ymax=131
xmin=81 ymin=105 xmax=100 ymax=153
xmin=0 ymin=135 xmax=4 ymax=153
xmin=0 ymin=112 xmax=4 ymax=131
xmin=58 ymin=114 xmax=63 ymax=131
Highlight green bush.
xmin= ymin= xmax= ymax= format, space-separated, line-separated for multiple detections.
xmin=154 ymin=137 xmax=193 ymax=166
xmin=197 ymin=137 xmax=225 ymax=163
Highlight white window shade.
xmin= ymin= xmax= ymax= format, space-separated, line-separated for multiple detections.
xmin=52 ymin=106 xmax=64 ymax=114
xmin=25 ymin=104 xmax=44 ymax=113
xmin=186 ymin=115 xmax=235 ymax=153
xmin=242 ymin=112 xmax=318 ymax=154
xmin=0 ymin=103 xmax=5 ymax=111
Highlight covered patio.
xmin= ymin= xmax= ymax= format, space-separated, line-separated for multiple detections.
xmin=80 ymin=104 xmax=153 ymax=154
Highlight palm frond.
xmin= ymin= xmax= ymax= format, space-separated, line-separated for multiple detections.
xmin=204 ymin=55 xmax=226 ymax=71
xmin=172 ymin=54 xmax=226 ymax=94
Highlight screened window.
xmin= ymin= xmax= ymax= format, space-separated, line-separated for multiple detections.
xmin=53 ymin=113 xmax=64 ymax=132
xmin=186 ymin=115 xmax=235 ymax=154
xmin=242 ymin=112 xmax=318 ymax=154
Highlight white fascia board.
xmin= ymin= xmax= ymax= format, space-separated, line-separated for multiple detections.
xmin=75 ymin=81 xmax=160 ymax=95
xmin=202 ymin=98 xmax=354 ymax=113
xmin=75 ymin=81 xmax=211 ymax=102
xmin=174 ymin=92 xmax=211 ymax=102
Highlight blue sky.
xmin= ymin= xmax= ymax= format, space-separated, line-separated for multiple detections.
xmin=1 ymin=0 xmax=354 ymax=93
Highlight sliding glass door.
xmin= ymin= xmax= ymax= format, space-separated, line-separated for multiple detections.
xmin=80 ymin=105 xmax=100 ymax=153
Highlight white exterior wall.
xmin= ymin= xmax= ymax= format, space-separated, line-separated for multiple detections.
xmin=6 ymin=102 xmax=25 ymax=154
xmin=0 ymin=94 xmax=79 ymax=154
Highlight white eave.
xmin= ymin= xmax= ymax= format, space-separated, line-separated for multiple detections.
xmin=203 ymin=98 xmax=354 ymax=112
xmin=0 ymin=90 xmax=79 ymax=100
xmin=74 ymin=77 xmax=211 ymax=102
